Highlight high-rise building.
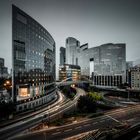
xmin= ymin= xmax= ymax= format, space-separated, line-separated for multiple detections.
xmin=60 ymin=47 xmax=66 ymax=65
xmin=65 ymin=37 xmax=126 ymax=87
xmin=90 ymin=43 xmax=126 ymax=87
xmin=66 ymin=37 xmax=80 ymax=65
xmin=12 ymin=5 xmax=56 ymax=111
xmin=0 ymin=58 xmax=8 ymax=78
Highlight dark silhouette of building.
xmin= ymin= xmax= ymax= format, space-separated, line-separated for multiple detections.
xmin=60 ymin=47 xmax=66 ymax=66
xmin=0 ymin=58 xmax=8 ymax=78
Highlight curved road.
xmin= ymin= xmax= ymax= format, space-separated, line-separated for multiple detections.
xmin=0 ymin=88 xmax=85 ymax=140
xmin=11 ymin=104 xmax=140 ymax=140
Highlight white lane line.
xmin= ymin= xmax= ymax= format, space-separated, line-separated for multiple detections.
xmin=92 ymin=122 xmax=97 ymax=125
xmin=52 ymin=131 xmax=61 ymax=135
xmin=99 ymin=120 xmax=104 ymax=123
xmin=84 ymin=124 xmax=90 ymax=127
xmin=106 ymin=115 xmax=120 ymax=123
xmin=75 ymin=126 xmax=82 ymax=129
xmin=64 ymin=129 xmax=72 ymax=132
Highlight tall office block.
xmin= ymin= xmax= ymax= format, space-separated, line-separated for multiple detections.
xmin=0 ymin=58 xmax=8 ymax=78
xmin=66 ymin=37 xmax=126 ymax=87
xmin=60 ymin=47 xmax=66 ymax=65
xmin=59 ymin=64 xmax=81 ymax=81
xmin=66 ymin=37 xmax=80 ymax=65
xmin=12 ymin=5 xmax=56 ymax=111
xmin=92 ymin=43 xmax=126 ymax=87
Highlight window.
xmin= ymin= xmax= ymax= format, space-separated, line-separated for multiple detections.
xmin=17 ymin=13 xmax=27 ymax=24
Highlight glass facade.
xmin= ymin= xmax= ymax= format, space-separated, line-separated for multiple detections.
xmin=0 ymin=58 xmax=8 ymax=78
xmin=60 ymin=47 xmax=66 ymax=66
xmin=131 ymin=66 xmax=140 ymax=90
xmin=12 ymin=5 xmax=56 ymax=102
xmin=59 ymin=64 xmax=81 ymax=81
xmin=65 ymin=37 xmax=126 ymax=87
xmin=66 ymin=37 xmax=80 ymax=65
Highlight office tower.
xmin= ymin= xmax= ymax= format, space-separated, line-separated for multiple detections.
xmin=12 ymin=5 xmax=56 ymax=111
xmin=76 ymin=43 xmax=89 ymax=77
xmin=66 ymin=37 xmax=80 ymax=65
xmin=0 ymin=58 xmax=8 ymax=78
xmin=60 ymin=47 xmax=66 ymax=65
xmin=66 ymin=37 xmax=126 ymax=87
xmin=91 ymin=43 xmax=126 ymax=87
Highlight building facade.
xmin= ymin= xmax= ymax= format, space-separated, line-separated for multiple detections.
xmin=66 ymin=37 xmax=80 ymax=65
xmin=0 ymin=58 xmax=8 ymax=78
xmin=91 ymin=43 xmax=126 ymax=87
xmin=12 ymin=5 xmax=56 ymax=112
xmin=60 ymin=47 xmax=66 ymax=66
xmin=59 ymin=64 xmax=81 ymax=81
xmin=65 ymin=37 xmax=126 ymax=87
xmin=130 ymin=65 xmax=140 ymax=90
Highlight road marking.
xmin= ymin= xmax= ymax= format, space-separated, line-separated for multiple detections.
xmin=52 ymin=131 xmax=61 ymax=135
xmin=84 ymin=124 xmax=90 ymax=127
xmin=106 ymin=115 xmax=120 ymax=123
xmin=64 ymin=129 xmax=72 ymax=132
xmin=56 ymin=129 xmax=60 ymax=131
xmin=92 ymin=122 xmax=97 ymax=125
xmin=75 ymin=126 xmax=82 ymax=129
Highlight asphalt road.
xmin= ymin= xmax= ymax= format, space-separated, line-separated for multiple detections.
xmin=10 ymin=104 xmax=140 ymax=140
xmin=0 ymin=88 xmax=86 ymax=140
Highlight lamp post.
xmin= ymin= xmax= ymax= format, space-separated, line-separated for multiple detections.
xmin=127 ymin=87 xmax=130 ymax=101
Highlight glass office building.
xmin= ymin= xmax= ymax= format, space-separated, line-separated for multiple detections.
xmin=59 ymin=64 xmax=81 ymax=81
xmin=66 ymin=37 xmax=80 ymax=65
xmin=60 ymin=47 xmax=66 ymax=66
xmin=65 ymin=37 xmax=126 ymax=87
xmin=12 ymin=5 xmax=56 ymax=110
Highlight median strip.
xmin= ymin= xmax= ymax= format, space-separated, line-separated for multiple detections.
xmin=106 ymin=115 xmax=120 ymax=123
xmin=75 ymin=126 xmax=82 ymax=129
xmin=64 ymin=129 xmax=72 ymax=132
xmin=84 ymin=124 xmax=90 ymax=127
xmin=52 ymin=131 xmax=61 ymax=135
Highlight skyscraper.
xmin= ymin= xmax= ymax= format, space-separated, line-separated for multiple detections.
xmin=66 ymin=37 xmax=126 ymax=87
xmin=91 ymin=43 xmax=126 ymax=87
xmin=60 ymin=47 xmax=66 ymax=66
xmin=12 ymin=5 xmax=56 ymax=111
xmin=0 ymin=58 xmax=8 ymax=78
xmin=66 ymin=37 xmax=80 ymax=65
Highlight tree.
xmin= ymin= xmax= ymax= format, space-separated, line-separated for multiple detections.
xmin=77 ymin=95 xmax=97 ymax=113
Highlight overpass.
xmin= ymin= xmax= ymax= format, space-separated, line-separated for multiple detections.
xmin=56 ymin=80 xmax=89 ymax=87
xmin=56 ymin=77 xmax=90 ymax=88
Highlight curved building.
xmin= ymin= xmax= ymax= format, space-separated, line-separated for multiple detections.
xmin=12 ymin=5 xmax=56 ymax=112
xmin=66 ymin=37 xmax=80 ymax=65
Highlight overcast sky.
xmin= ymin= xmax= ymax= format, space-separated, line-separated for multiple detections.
xmin=0 ymin=0 xmax=140 ymax=77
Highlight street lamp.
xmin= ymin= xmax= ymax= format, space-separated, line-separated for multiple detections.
xmin=126 ymin=87 xmax=130 ymax=101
